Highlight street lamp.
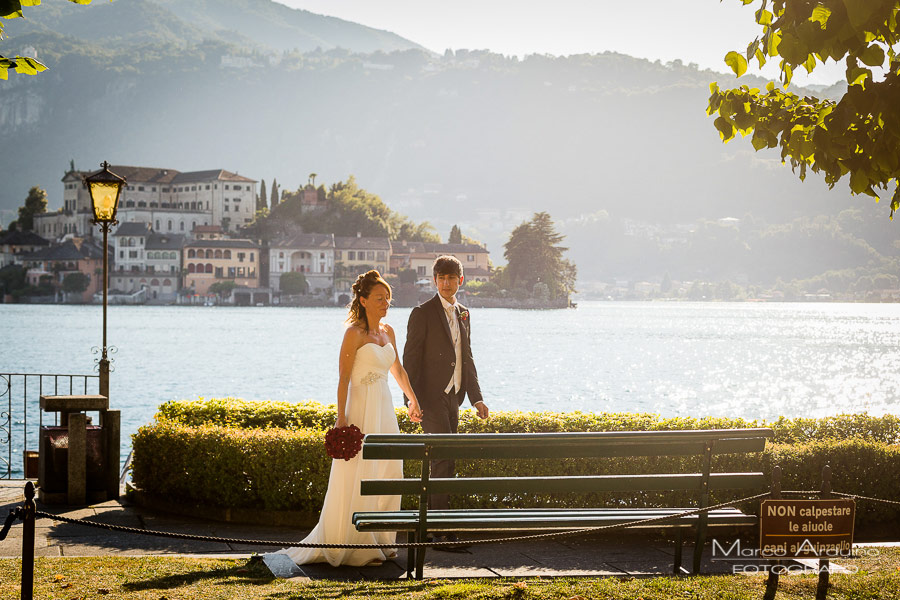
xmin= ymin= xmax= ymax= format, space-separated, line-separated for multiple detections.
xmin=83 ymin=161 xmax=126 ymax=398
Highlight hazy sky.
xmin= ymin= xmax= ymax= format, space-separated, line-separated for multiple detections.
xmin=276 ymin=0 xmax=845 ymax=85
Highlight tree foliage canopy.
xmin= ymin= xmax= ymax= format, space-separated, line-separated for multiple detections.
xmin=709 ymin=0 xmax=900 ymax=216
xmin=279 ymin=271 xmax=308 ymax=295
xmin=61 ymin=271 xmax=89 ymax=294
xmin=0 ymin=0 xmax=90 ymax=80
xmin=262 ymin=175 xmax=440 ymax=243
xmin=503 ymin=212 xmax=577 ymax=300
xmin=13 ymin=186 xmax=48 ymax=231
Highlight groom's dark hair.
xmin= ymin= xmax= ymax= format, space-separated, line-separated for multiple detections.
xmin=433 ymin=255 xmax=463 ymax=278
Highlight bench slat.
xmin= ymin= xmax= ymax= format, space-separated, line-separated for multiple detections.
xmin=353 ymin=507 xmax=758 ymax=531
xmin=361 ymin=472 xmax=767 ymax=496
xmin=362 ymin=436 xmax=768 ymax=460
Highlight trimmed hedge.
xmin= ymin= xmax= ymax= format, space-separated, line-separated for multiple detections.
xmin=156 ymin=398 xmax=900 ymax=443
xmin=132 ymin=400 xmax=900 ymax=529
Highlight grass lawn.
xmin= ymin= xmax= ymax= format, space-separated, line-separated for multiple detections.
xmin=1 ymin=549 xmax=899 ymax=599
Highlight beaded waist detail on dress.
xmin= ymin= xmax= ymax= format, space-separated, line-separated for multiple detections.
xmin=359 ymin=372 xmax=387 ymax=385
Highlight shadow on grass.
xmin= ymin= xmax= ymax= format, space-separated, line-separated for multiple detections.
xmin=264 ymin=582 xmax=431 ymax=599
xmin=121 ymin=559 xmax=274 ymax=591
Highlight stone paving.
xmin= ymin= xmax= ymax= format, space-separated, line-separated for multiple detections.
xmin=0 ymin=480 xmax=887 ymax=581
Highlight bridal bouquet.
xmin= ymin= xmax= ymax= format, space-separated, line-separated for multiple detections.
xmin=324 ymin=424 xmax=364 ymax=460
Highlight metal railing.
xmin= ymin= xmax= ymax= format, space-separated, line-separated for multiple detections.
xmin=0 ymin=372 xmax=100 ymax=479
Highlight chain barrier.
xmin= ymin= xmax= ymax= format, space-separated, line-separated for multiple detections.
xmin=834 ymin=491 xmax=900 ymax=506
xmin=21 ymin=491 xmax=773 ymax=550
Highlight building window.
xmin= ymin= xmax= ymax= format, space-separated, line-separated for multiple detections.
xmin=376 ymin=251 xmax=385 ymax=261
xmin=224 ymin=250 xmax=231 ymax=259
xmin=335 ymin=251 xmax=342 ymax=259
xmin=224 ymin=206 xmax=229 ymax=212
xmin=238 ymin=252 xmax=245 ymax=262
xmin=180 ymin=222 xmax=184 ymax=231
xmin=348 ymin=251 xmax=355 ymax=260
xmin=191 ymin=186 xmax=196 ymax=191
xmin=215 ymin=266 xmax=223 ymax=277
xmin=467 ymin=254 xmax=475 ymax=261
xmin=367 ymin=251 xmax=374 ymax=261
xmin=320 ymin=253 xmax=325 ymax=259
xmin=168 ymin=220 xmax=173 ymax=231
xmin=205 ymin=185 xmax=210 ymax=190
xmin=250 ymin=253 xmax=254 ymax=262
xmin=224 ymin=185 xmax=229 ymax=190
xmin=417 ymin=266 xmax=426 ymax=276
xmin=155 ymin=220 xmax=160 ymax=230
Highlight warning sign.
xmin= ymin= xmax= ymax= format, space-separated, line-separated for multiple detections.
xmin=759 ymin=499 xmax=855 ymax=558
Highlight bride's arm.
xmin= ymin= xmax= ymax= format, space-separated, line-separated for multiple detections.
xmin=336 ymin=327 xmax=362 ymax=428
xmin=385 ymin=325 xmax=422 ymax=423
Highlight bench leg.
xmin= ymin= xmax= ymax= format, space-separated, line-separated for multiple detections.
xmin=692 ymin=523 xmax=707 ymax=574
xmin=673 ymin=528 xmax=683 ymax=575
xmin=415 ymin=536 xmax=427 ymax=579
xmin=406 ymin=531 xmax=415 ymax=578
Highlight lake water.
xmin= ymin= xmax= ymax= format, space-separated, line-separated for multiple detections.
xmin=3 ymin=301 xmax=900 ymax=477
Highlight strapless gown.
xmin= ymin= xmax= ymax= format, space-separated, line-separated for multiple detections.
xmin=276 ymin=342 xmax=402 ymax=566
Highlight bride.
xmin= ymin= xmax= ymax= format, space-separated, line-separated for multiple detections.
xmin=277 ymin=270 xmax=422 ymax=567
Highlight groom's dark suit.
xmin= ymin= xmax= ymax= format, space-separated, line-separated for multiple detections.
xmin=404 ymin=293 xmax=483 ymax=510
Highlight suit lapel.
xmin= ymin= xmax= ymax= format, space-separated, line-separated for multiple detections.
xmin=433 ymin=295 xmax=454 ymax=344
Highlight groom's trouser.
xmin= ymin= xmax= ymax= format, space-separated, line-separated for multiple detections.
xmin=421 ymin=389 xmax=461 ymax=511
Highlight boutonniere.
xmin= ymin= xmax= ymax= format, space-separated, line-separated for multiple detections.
xmin=458 ymin=308 xmax=469 ymax=322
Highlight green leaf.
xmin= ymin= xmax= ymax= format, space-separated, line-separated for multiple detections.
xmin=755 ymin=8 xmax=773 ymax=25
xmin=850 ymin=169 xmax=869 ymax=194
xmin=803 ymin=54 xmax=817 ymax=74
xmin=725 ymin=51 xmax=748 ymax=77
xmin=859 ymin=44 xmax=885 ymax=67
xmin=846 ymin=66 xmax=871 ymax=86
xmin=810 ymin=5 xmax=831 ymax=27
xmin=12 ymin=55 xmax=46 ymax=75
xmin=714 ymin=116 xmax=736 ymax=142
xmin=0 ymin=0 xmax=23 ymax=19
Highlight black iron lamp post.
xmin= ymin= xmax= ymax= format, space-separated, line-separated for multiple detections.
xmin=83 ymin=161 xmax=126 ymax=398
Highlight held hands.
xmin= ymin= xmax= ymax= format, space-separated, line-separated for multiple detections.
xmin=335 ymin=414 xmax=349 ymax=429
xmin=407 ymin=401 xmax=423 ymax=423
xmin=474 ymin=401 xmax=490 ymax=419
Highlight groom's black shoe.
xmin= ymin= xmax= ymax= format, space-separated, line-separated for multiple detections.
xmin=428 ymin=533 xmax=470 ymax=553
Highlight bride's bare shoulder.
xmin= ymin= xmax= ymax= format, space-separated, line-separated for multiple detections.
xmin=343 ymin=323 xmax=368 ymax=344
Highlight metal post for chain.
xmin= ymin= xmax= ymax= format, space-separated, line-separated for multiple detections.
xmin=22 ymin=481 xmax=36 ymax=600
xmin=763 ymin=465 xmax=782 ymax=600
xmin=816 ymin=465 xmax=832 ymax=600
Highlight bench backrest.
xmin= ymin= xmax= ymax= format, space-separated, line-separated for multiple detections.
xmin=360 ymin=428 xmax=773 ymax=497
xmin=362 ymin=428 xmax=773 ymax=460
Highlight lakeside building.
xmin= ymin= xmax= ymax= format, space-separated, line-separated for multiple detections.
xmin=0 ymin=230 xmax=50 ymax=268
xmin=19 ymin=237 xmax=105 ymax=303
xmin=334 ymin=235 xmax=391 ymax=302
xmin=269 ymin=232 xmax=335 ymax=297
xmin=390 ymin=241 xmax=492 ymax=282
xmin=183 ymin=238 xmax=259 ymax=297
xmin=34 ymin=165 xmax=257 ymax=241
xmin=110 ymin=222 xmax=185 ymax=303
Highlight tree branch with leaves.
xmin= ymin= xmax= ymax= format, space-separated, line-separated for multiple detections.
xmin=0 ymin=0 xmax=93 ymax=80
xmin=708 ymin=0 xmax=900 ymax=216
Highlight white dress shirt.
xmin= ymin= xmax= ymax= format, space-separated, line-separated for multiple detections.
xmin=439 ymin=294 xmax=463 ymax=395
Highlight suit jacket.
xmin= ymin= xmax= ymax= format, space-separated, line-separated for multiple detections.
xmin=403 ymin=294 xmax=483 ymax=408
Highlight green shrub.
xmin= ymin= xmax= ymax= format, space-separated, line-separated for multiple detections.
xmin=157 ymin=398 xmax=900 ymax=444
xmin=132 ymin=421 xmax=331 ymax=512
xmin=133 ymin=405 xmax=900 ymax=529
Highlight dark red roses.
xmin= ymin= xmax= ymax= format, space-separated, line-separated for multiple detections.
xmin=324 ymin=424 xmax=364 ymax=460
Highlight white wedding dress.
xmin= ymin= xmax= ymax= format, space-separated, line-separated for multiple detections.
xmin=277 ymin=342 xmax=402 ymax=566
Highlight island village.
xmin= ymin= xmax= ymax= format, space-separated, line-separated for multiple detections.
xmin=0 ymin=164 xmax=493 ymax=306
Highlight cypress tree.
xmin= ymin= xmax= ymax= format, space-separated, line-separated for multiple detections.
xmin=257 ymin=179 xmax=268 ymax=211
xmin=270 ymin=178 xmax=279 ymax=207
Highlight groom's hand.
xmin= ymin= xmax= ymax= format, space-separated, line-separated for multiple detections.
xmin=474 ymin=401 xmax=489 ymax=419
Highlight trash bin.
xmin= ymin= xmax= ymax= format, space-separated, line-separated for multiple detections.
xmin=37 ymin=395 xmax=120 ymax=505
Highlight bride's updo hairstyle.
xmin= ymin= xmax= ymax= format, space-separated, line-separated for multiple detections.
xmin=347 ymin=270 xmax=392 ymax=332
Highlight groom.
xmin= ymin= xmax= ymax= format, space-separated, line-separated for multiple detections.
xmin=404 ymin=255 xmax=489 ymax=539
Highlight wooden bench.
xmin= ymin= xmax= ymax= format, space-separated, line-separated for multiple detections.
xmin=353 ymin=428 xmax=773 ymax=579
